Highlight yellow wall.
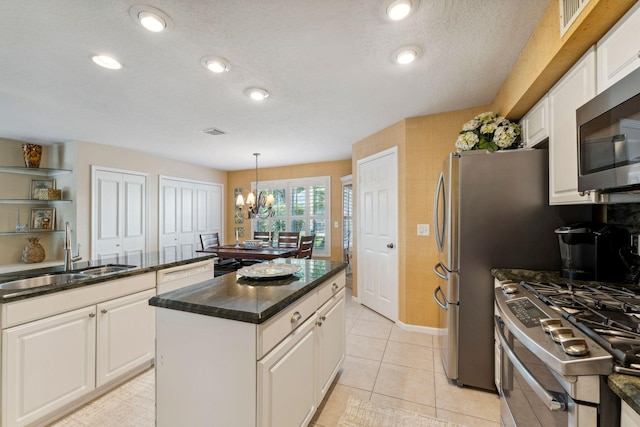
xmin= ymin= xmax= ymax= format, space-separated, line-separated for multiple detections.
xmin=494 ymin=0 xmax=636 ymax=118
xmin=352 ymin=0 xmax=636 ymax=328
xmin=226 ymin=159 xmax=352 ymax=262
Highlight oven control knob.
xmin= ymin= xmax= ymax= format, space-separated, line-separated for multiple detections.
xmin=560 ymin=337 xmax=589 ymax=356
xmin=550 ymin=327 xmax=574 ymax=343
xmin=501 ymin=282 xmax=518 ymax=294
xmin=540 ymin=318 xmax=562 ymax=333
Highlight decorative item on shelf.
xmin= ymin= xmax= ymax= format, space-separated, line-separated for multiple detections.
xmin=455 ymin=111 xmax=521 ymax=152
xmin=15 ymin=209 xmax=28 ymax=232
xmin=235 ymin=153 xmax=275 ymax=219
xmin=21 ymin=236 xmax=45 ymax=263
xmin=22 ymin=143 xmax=42 ymax=168
xmin=30 ymin=179 xmax=56 ymax=199
xmin=38 ymin=188 xmax=62 ymax=200
xmin=30 ymin=208 xmax=55 ymax=231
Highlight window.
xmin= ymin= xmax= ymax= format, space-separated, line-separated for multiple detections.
xmin=253 ymin=176 xmax=331 ymax=257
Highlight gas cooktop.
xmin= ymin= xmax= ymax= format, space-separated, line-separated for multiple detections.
xmin=520 ymin=281 xmax=640 ymax=374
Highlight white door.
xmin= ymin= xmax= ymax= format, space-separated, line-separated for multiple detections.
xmin=92 ymin=167 xmax=148 ymax=263
xmin=159 ymin=177 xmax=223 ymax=260
xmin=357 ymin=147 xmax=398 ymax=321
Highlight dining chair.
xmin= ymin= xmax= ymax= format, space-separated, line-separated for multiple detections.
xmin=277 ymin=231 xmax=300 ymax=248
xmin=253 ymin=231 xmax=271 ymax=242
xmin=296 ymin=234 xmax=315 ymax=259
xmin=200 ymin=232 xmax=220 ymax=250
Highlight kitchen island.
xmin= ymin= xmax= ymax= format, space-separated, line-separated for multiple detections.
xmin=150 ymin=258 xmax=347 ymax=427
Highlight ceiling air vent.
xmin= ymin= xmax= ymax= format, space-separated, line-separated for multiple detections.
xmin=559 ymin=0 xmax=590 ymax=36
xmin=202 ymin=127 xmax=226 ymax=136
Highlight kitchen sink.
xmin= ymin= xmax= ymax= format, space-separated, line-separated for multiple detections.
xmin=80 ymin=264 xmax=137 ymax=276
xmin=0 ymin=273 xmax=92 ymax=291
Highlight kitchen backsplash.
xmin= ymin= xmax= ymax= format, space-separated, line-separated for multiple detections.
xmin=607 ymin=204 xmax=640 ymax=235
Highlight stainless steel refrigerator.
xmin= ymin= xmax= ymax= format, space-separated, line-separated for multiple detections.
xmin=432 ymin=149 xmax=591 ymax=391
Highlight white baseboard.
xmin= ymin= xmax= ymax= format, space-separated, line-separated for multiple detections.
xmin=348 ymin=294 xmax=444 ymax=335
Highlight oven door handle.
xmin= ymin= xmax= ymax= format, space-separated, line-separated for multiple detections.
xmin=494 ymin=316 xmax=568 ymax=412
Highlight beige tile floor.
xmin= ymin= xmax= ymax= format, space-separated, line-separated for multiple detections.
xmin=54 ymin=283 xmax=500 ymax=427
xmin=309 ymin=286 xmax=500 ymax=427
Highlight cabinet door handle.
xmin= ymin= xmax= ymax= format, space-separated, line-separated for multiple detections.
xmin=637 ymin=50 xmax=640 ymax=59
xmin=101 ymin=309 xmax=108 ymax=314
xmin=89 ymin=312 xmax=96 ymax=318
xmin=316 ymin=315 xmax=326 ymax=327
xmin=332 ymin=283 xmax=339 ymax=292
xmin=291 ymin=311 xmax=302 ymax=323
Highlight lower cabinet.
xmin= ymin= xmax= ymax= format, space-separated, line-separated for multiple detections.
xmin=316 ymin=290 xmax=346 ymax=402
xmin=3 ymin=306 xmax=97 ymax=427
xmin=1 ymin=278 xmax=155 ymax=427
xmin=621 ymin=400 xmax=640 ymax=427
xmin=96 ymin=289 xmax=156 ymax=387
xmin=258 ymin=316 xmax=317 ymax=427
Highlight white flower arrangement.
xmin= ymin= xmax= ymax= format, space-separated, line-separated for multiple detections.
xmin=455 ymin=111 xmax=521 ymax=152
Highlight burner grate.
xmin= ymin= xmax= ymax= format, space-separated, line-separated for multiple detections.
xmin=522 ymin=281 xmax=640 ymax=369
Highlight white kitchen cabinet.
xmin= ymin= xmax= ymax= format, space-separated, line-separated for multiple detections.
xmin=258 ymin=315 xmax=317 ymax=427
xmin=96 ymin=289 xmax=155 ymax=387
xmin=316 ymin=288 xmax=346 ymax=402
xmin=548 ymin=46 xmax=596 ymax=205
xmin=520 ymin=94 xmax=549 ymax=148
xmin=621 ymin=400 xmax=640 ymax=427
xmin=1 ymin=272 xmax=156 ymax=427
xmin=596 ymin=1 xmax=640 ymax=93
xmin=2 ymin=306 xmax=96 ymax=427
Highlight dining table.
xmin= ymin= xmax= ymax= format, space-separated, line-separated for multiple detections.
xmin=196 ymin=244 xmax=299 ymax=261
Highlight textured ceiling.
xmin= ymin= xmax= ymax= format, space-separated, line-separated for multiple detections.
xmin=0 ymin=0 xmax=551 ymax=171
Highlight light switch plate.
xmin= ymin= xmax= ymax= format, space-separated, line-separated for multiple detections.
xmin=417 ymin=224 xmax=430 ymax=236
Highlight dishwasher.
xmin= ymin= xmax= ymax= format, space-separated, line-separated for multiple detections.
xmin=156 ymin=259 xmax=214 ymax=294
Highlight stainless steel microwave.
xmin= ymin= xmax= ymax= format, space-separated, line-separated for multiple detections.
xmin=577 ymin=66 xmax=640 ymax=193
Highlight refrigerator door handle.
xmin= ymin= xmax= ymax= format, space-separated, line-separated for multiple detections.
xmin=433 ymin=286 xmax=448 ymax=310
xmin=433 ymin=171 xmax=446 ymax=253
xmin=433 ymin=262 xmax=448 ymax=280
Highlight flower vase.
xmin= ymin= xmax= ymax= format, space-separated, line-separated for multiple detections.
xmin=22 ymin=237 xmax=45 ymax=263
xmin=22 ymin=144 xmax=42 ymax=168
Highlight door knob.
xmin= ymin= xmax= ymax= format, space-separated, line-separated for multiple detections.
xmin=387 ymin=243 xmax=394 ymax=249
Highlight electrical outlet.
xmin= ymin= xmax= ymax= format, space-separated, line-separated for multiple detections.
xmin=417 ymin=224 xmax=430 ymax=236
xmin=334 ymin=221 xmax=339 ymax=228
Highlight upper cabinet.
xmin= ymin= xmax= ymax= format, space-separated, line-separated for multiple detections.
xmin=520 ymin=94 xmax=549 ymax=148
xmin=596 ymin=1 xmax=640 ymax=93
xmin=548 ymin=46 xmax=596 ymax=205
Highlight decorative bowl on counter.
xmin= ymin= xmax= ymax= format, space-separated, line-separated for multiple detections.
xmin=243 ymin=239 xmax=263 ymax=249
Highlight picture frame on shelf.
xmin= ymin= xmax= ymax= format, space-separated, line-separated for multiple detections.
xmin=30 ymin=179 xmax=56 ymax=200
xmin=30 ymin=208 xmax=55 ymax=230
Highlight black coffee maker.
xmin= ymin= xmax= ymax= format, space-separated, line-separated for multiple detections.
xmin=554 ymin=223 xmax=628 ymax=281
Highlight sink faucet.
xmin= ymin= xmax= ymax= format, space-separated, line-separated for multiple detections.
xmin=64 ymin=222 xmax=82 ymax=271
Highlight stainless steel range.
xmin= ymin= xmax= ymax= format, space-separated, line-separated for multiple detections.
xmin=493 ymin=279 xmax=640 ymax=426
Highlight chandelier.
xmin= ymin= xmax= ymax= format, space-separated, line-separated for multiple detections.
xmin=235 ymin=153 xmax=275 ymax=219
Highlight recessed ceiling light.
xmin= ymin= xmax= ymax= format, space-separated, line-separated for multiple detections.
xmin=91 ymin=55 xmax=123 ymax=70
xmin=245 ymin=88 xmax=270 ymax=101
xmin=201 ymin=56 xmax=231 ymax=73
xmin=129 ymin=5 xmax=173 ymax=33
xmin=392 ymin=46 xmax=421 ymax=64
xmin=381 ymin=0 xmax=418 ymax=21
xmin=139 ymin=11 xmax=166 ymax=32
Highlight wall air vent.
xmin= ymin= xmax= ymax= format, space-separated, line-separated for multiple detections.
xmin=559 ymin=0 xmax=590 ymax=37
xmin=202 ymin=127 xmax=226 ymax=136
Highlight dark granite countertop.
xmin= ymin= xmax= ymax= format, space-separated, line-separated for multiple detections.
xmin=492 ymin=268 xmax=640 ymax=415
xmin=149 ymin=258 xmax=347 ymax=324
xmin=0 ymin=252 xmax=217 ymax=302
